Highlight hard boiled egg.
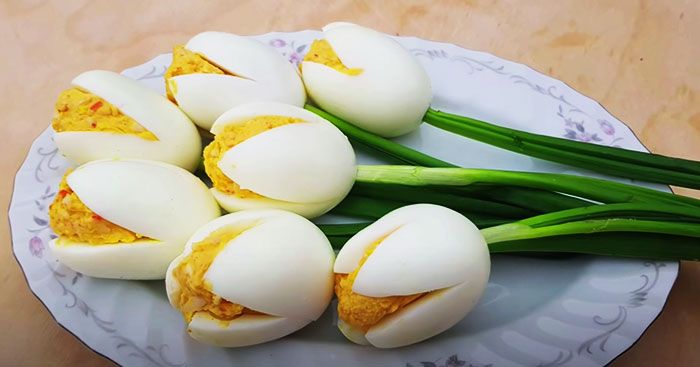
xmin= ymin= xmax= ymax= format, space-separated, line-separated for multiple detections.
xmin=301 ymin=22 xmax=432 ymax=137
xmin=48 ymin=159 xmax=220 ymax=279
xmin=203 ymin=102 xmax=356 ymax=218
xmin=52 ymin=70 xmax=202 ymax=172
xmin=165 ymin=209 xmax=335 ymax=347
xmin=165 ymin=32 xmax=306 ymax=130
xmin=333 ymin=204 xmax=490 ymax=348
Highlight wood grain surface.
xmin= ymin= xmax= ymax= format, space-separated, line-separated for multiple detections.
xmin=1 ymin=0 xmax=698 ymax=366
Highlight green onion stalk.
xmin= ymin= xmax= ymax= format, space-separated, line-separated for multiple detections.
xmin=332 ymin=194 xmax=512 ymax=227
xmin=306 ymin=104 xmax=700 ymax=260
xmin=424 ymin=108 xmax=700 ymax=190
xmin=307 ymin=104 xmax=700 ymax=190
xmin=320 ymin=202 xmax=700 ymax=260
xmin=308 ymin=104 xmax=601 ymax=214
xmin=355 ymin=165 xmax=700 ymax=208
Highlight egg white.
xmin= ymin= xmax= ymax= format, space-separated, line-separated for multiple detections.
xmin=49 ymin=239 xmax=171 ymax=280
xmin=301 ymin=22 xmax=432 ymax=137
xmin=50 ymin=159 xmax=221 ymax=280
xmin=53 ymin=70 xmax=202 ymax=172
xmin=170 ymin=32 xmax=306 ymax=130
xmin=165 ymin=210 xmax=335 ymax=347
xmin=208 ymin=102 xmax=357 ymax=219
xmin=349 ymin=274 xmax=489 ymax=348
xmin=333 ymin=204 xmax=491 ymax=348
xmin=210 ymin=189 xmax=339 ymax=219
xmin=188 ymin=313 xmax=310 ymax=348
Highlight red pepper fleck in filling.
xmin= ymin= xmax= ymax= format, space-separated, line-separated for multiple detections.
xmin=90 ymin=122 xmax=97 ymax=128
xmin=91 ymin=214 xmax=103 ymax=221
xmin=90 ymin=101 xmax=103 ymax=112
xmin=58 ymin=190 xmax=69 ymax=198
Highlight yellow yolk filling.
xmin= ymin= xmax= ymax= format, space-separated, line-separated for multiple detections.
xmin=165 ymin=45 xmax=227 ymax=101
xmin=203 ymin=116 xmax=301 ymax=199
xmin=172 ymin=226 xmax=259 ymax=325
xmin=52 ymin=88 xmax=157 ymax=140
xmin=335 ymin=238 xmax=425 ymax=332
xmin=304 ymin=39 xmax=363 ymax=76
xmin=48 ymin=173 xmax=149 ymax=244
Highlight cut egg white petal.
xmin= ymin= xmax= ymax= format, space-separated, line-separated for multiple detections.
xmin=171 ymin=74 xmax=303 ymax=131
xmin=333 ymin=204 xmax=491 ymax=348
xmin=218 ymin=123 xmax=356 ymax=203
xmin=49 ymin=239 xmax=176 ymax=280
xmin=55 ymin=70 xmax=201 ymax=171
xmin=206 ymin=214 xmax=334 ymax=320
xmin=210 ymin=188 xmax=339 ymax=219
xmin=187 ymin=313 xmax=310 ymax=348
xmin=206 ymin=103 xmax=356 ymax=219
xmin=186 ymin=32 xmax=302 ymax=86
xmin=210 ymin=101 xmax=331 ymax=134
xmin=365 ymin=273 xmax=490 ymax=348
xmin=301 ymin=23 xmax=432 ymax=137
xmin=337 ymin=319 xmax=370 ymax=346
xmin=332 ymin=210 xmax=407 ymax=274
xmin=165 ymin=210 xmax=287 ymax=297
xmin=51 ymin=159 xmax=221 ymax=280
xmin=67 ymin=159 xmax=220 ymax=245
xmin=165 ymin=210 xmax=335 ymax=347
xmin=353 ymin=206 xmax=484 ymax=296
xmin=55 ymin=133 xmax=198 ymax=173
xmin=171 ymin=32 xmax=306 ymax=130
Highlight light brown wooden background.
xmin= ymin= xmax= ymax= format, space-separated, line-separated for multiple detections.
xmin=1 ymin=0 xmax=698 ymax=366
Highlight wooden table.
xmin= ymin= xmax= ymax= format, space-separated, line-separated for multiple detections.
xmin=1 ymin=1 xmax=698 ymax=365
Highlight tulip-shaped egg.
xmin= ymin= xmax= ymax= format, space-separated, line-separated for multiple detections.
xmin=333 ymin=204 xmax=490 ymax=348
xmin=52 ymin=70 xmax=202 ymax=171
xmin=203 ymin=102 xmax=356 ymax=218
xmin=48 ymin=159 xmax=221 ymax=279
xmin=301 ymin=22 xmax=432 ymax=137
xmin=165 ymin=210 xmax=335 ymax=347
xmin=165 ymin=32 xmax=306 ymax=130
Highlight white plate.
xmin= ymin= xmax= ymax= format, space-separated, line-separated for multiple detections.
xmin=10 ymin=31 xmax=677 ymax=367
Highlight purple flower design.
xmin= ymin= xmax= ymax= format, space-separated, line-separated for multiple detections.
xmin=598 ymin=119 xmax=615 ymax=135
xmin=269 ymin=38 xmax=308 ymax=65
xmin=564 ymin=128 xmax=602 ymax=143
xmin=407 ymin=354 xmax=480 ymax=367
xmin=289 ymin=53 xmax=302 ymax=65
xmin=269 ymin=39 xmax=287 ymax=48
xmin=29 ymin=236 xmax=44 ymax=258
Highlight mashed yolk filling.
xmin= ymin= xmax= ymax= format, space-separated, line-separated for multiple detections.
xmin=48 ymin=173 xmax=149 ymax=244
xmin=52 ymin=88 xmax=157 ymax=141
xmin=304 ymin=39 xmax=363 ymax=76
xmin=203 ymin=116 xmax=301 ymax=199
xmin=335 ymin=238 xmax=425 ymax=332
xmin=164 ymin=45 xmax=228 ymax=101
xmin=172 ymin=226 xmax=259 ymax=325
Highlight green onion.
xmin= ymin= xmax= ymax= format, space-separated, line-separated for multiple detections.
xmin=306 ymin=104 xmax=454 ymax=167
xmin=482 ymin=218 xmax=700 ymax=243
xmin=331 ymin=194 xmax=512 ymax=227
xmin=488 ymin=233 xmax=700 ymax=260
xmin=355 ymin=165 xmax=700 ymax=208
xmin=331 ymin=195 xmax=405 ymax=219
xmin=350 ymin=182 xmax=538 ymax=218
xmin=424 ymin=108 xmax=700 ymax=189
xmin=318 ymin=221 xmax=700 ymax=260
xmin=450 ymin=186 xmax=593 ymax=213
xmin=307 ymin=105 xmax=700 ymax=261
xmin=318 ymin=202 xmax=700 ymax=260
xmin=308 ymin=104 xmax=602 ymax=213
xmin=320 ymin=202 xmax=700 ymax=237
xmin=513 ymin=202 xmax=700 ymax=226
xmin=318 ymin=222 xmax=372 ymax=237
